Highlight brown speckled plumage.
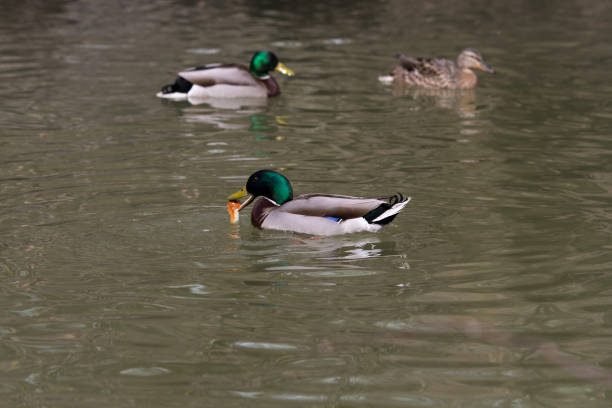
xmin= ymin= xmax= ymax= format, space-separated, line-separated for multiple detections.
xmin=382 ymin=48 xmax=494 ymax=89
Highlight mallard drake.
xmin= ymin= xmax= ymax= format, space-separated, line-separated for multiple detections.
xmin=227 ymin=170 xmax=410 ymax=236
xmin=157 ymin=51 xmax=294 ymax=100
xmin=379 ymin=48 xmax=494 ymax=89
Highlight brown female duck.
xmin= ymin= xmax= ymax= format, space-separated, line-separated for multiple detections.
xmin=379 ymin=48 xmax=494 ymax=89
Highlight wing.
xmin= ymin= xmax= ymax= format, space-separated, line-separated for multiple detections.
xmin=397 ymin=55 xmax=421 ymax=71
xmin=178 ymin=63 xmax=259 ymax=87
xmin=277 ymin=194 xmax=388 ymax=219
xmin=397 ymin=55 xmax=445 ymax=77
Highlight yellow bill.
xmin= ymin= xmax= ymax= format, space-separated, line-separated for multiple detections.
xmin=226 ymin=187 xmax=255 ymax=224
xmin=275 ymin=62 xmax=295 ymax=77
xmin=227 ymin=187 xmax=248 ymax=201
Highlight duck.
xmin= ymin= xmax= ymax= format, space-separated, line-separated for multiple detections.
xmin=227 ymin=170 xmax=410 ymax=236
xmin=378 ymin=48 xmax=494 ymax=89
xmin=157 ymin=51 xmax=294 ymax=100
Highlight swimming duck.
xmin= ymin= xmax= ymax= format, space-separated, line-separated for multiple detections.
xmin=379 ymin=48 xmax=494 ymax=89
xmin=227 ymin=170 xmax=410 ymax=236
xmin=157 ymin=51 xmax=294 ymax=100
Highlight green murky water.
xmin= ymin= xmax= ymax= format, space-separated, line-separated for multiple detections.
xmin=1 ymin=1 xmax=612 ymax=406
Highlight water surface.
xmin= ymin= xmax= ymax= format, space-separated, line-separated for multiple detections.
xmin=1 ymin=0 xmax=612 ymax=406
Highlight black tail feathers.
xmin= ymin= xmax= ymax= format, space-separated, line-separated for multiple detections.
xmin=160 ymin=76 xmax=193 ymax=94
xmin=363 ymin=204 xmax=390 ymax=224
xmin=363 ymin=193 xmax=408 ymax=225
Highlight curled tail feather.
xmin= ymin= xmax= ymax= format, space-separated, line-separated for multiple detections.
xmin=363 ymin=194 xmax=410 ymax=225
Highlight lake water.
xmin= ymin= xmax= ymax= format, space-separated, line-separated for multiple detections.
xmin=1 ymin=0 xmax=612 ymax=406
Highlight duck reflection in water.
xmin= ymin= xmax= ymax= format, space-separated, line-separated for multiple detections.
xmin=178 ymin=105 xmax=288 ymax=134
xmin=379 ymin=48 xmax=494 ymax=117
xmin=181 ymin=96 xmax=268 ymax=109
xmin=226 ymin=231 xmax=397 ymax=271
xmin=180 ymin=104 xmax=264 ymax=130
xmin=387 ymin=85 xmax=479 ymax=118
xmin=289 ymin=235 xmax=386 ymax=261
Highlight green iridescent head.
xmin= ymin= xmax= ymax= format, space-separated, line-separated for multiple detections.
xmin=249 ymin=51 xmax=295 ymax=78
xmin=227 ymin=169 xmax=293 ymax=211
xmin=246 ymin=170 xmax=293 ymax=204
